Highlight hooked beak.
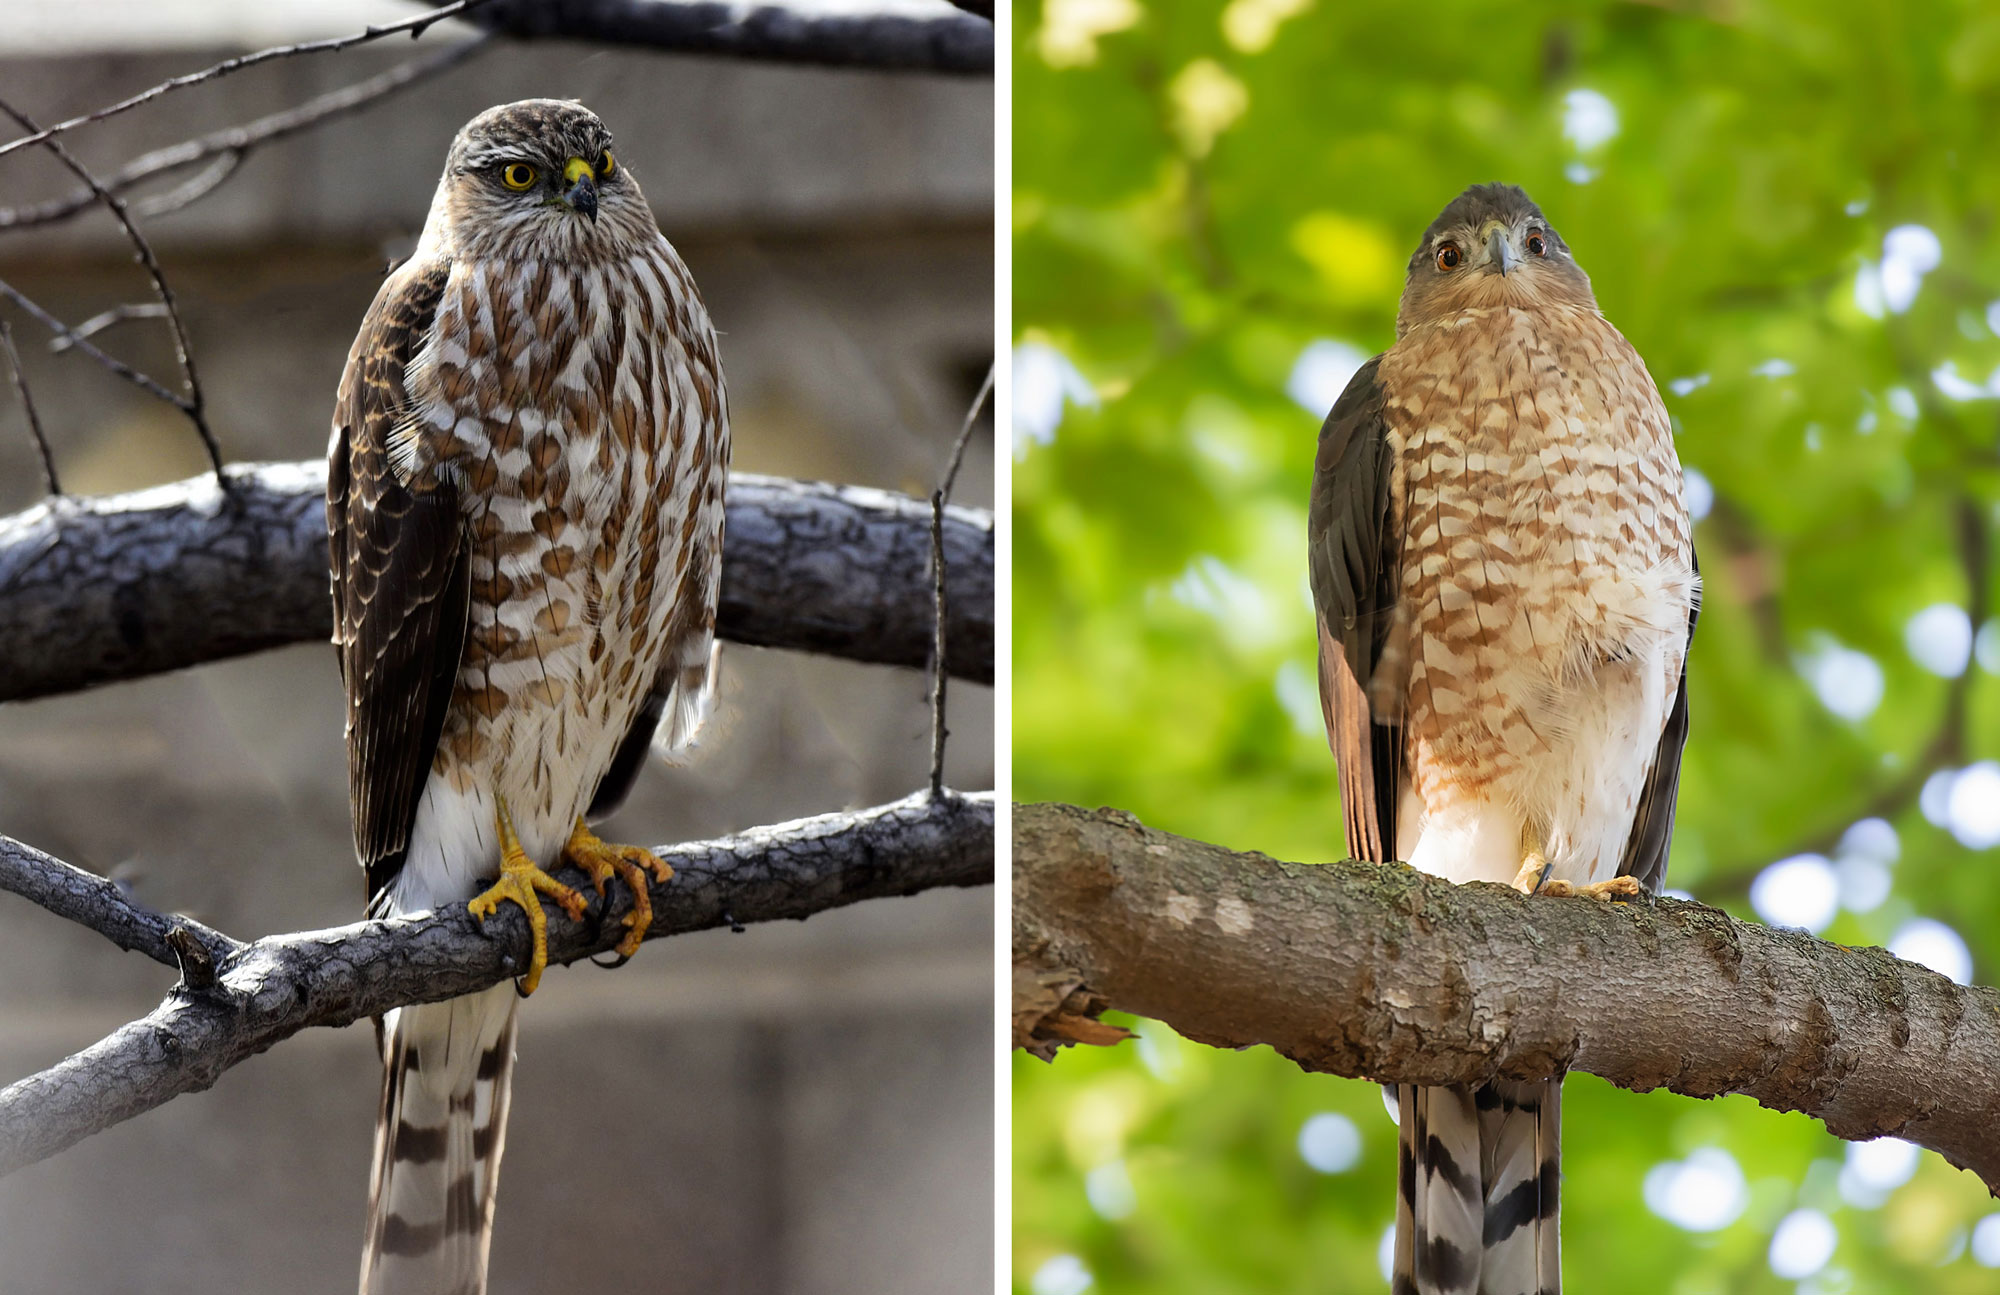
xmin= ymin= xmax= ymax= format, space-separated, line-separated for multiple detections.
xmin=1484 ymin=222 xmax=1516 ymax=276
xmin=561 ymin=156 xmax=598 ymax=224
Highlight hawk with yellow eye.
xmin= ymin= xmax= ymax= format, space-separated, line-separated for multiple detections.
xmin=1308 ymin=184 xmax=1697 ymax=1295
xmin=327 ymin=99 xmax=728 ymax=1295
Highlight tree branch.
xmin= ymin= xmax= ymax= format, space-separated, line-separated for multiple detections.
xmin=0 ymin=788 xmax=992 ymax=1178
xmin=1012 ymin=801 xmax=2000 ymax=1192
xmin=0 ymin=39 xmax=492 ymax=233
xmin=451 ymin=0 xmax=994 ymax=74
xmin=0 ymin=462 xmax=993 ymax=702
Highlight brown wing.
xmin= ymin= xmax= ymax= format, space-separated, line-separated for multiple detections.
xmin=327 ymin=257 xmax=468 ymax=904
xmin=1615 ymin=550 xmax=1700 ymax=893
xmin=1306 ymin=355 xmax=1403 ymax=864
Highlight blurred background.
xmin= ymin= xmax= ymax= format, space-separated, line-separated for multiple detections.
xmin=0 ymin=2 xmax=993 ymax=1292
xmin=1013 ymin=1 xmax=2000 ymax=1292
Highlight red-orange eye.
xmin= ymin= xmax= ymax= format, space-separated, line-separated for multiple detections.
xmin=1435 ymin=242 xmax=1462 ymax=271
xmin=1526 ymin=232 xmax=1548 ymax=257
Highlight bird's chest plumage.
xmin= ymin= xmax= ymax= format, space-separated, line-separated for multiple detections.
xmin=1374 ymin=306 xmax=1693 ymax=854
xmin=397 ymin=251 xmax=720 ymax=863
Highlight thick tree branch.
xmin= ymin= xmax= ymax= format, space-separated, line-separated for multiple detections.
xmin=451 ymin=0 xmax=993 ymax=74
xmin=1012 ymin=801 xmax=2000 ymax=1192
xmin=0 ymin=462 xmax=993 ymax=702
xmin=0 ymin=788 xmax=992 ymax=1178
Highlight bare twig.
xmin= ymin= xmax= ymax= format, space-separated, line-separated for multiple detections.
xmin=0 ymin=318 xmax=57 ymax=495
xmin=0 ymin=0 xmax=496 ymax=166
xmin=451 ymin=0 xmax=995 ymax=74
xmin=0 ymin=98 xmax=223 ymax=483
xmin=0 ymin=39 xmax=491 ymax=233
xmin=0 ymin=464 xmax=995 ymax=702
xmin=0 ymin=278 xmax=188 ymax=410
xmin=47 ymin=304 xmax=167 ymax=355
xmin=0 ymin=788 xmax=993 ymax=1177
xmin=931 ymin=363 xmax=992 ymax=796
xmin=1014 ymin=801 xmax=2000 ymax=1191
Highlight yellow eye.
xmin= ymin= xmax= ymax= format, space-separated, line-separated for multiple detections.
xmin=597 ymin=150 xmax=616 ymax=178
xmin=501 ymin=163 xmax=537 ymax=191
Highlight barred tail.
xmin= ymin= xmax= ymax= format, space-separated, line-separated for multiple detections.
xmin=1393 ymin=1079 xmax=1561 ymax=1295
xmin=360 ymin=983 xmax=517 ymax=1295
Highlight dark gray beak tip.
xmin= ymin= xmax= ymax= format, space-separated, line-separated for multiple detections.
xmin=567 ymin=177 xmax=599 ymax=224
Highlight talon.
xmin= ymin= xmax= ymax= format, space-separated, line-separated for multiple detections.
xmin=468 ymin=795 xmax=588 ymax=996
xmin=1512 ymin=851 xmax=1551 ymax=895
xmin=562 ymin=817 xmax=673 ymax=960
xmin=1534 ymin=875 xmax=1644 ymax=902
xmin=592 ymin=951 xmax=632 ymax=970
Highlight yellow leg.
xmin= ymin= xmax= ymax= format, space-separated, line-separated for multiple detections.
xmin=1512 ymin=851 xmax=1550 ymax=895
xmin=1515 ymin=841 xmax=1643 ymax=902
xmin=562 ymin=817 xmax=674 ymax=959
xmin=468 ymin=796 xmax=588 ymax=995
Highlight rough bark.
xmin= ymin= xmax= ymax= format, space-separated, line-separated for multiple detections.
xmin=0 ymin=788 xmax=992 ymax=1178
xmin=453 ymin=0 xmax=994 ymax=74
xmin=0 ymin=462 xmax=993 ymax=703
xmin=1012 ymin=800 xmax=2000 ymax=1193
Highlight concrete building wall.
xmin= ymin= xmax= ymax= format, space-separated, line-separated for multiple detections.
xmin=0 ymin=18 xmax=993 ymax=1294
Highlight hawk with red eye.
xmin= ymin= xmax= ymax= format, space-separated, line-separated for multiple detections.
xmin=1308 ymin=182 xmax=1697 ymax=1294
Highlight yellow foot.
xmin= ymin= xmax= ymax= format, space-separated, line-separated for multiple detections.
xmin=468 ymin=797 xmax=588 ymax=995
xmin=1512 ymin=852 xmax=1551 ymax=895
xmin=1539 ymin=875 xmax=1645 ymax=901
xmin=561 ymin=817 xmax=673 ymax=960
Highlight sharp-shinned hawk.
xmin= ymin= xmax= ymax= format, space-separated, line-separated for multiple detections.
xmin=327 ymin=99 xmax=728 ymax=1295
xmin=1308 ymin=184 xmax=1698 ymax=1295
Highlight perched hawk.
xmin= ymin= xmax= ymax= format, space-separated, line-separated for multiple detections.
xmin=328 ymin=99 xmax=728 ymax=1295
xmin=1307 ymin=184 xmax=1698 ymax=1295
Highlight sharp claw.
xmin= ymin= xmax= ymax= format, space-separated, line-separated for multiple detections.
xmin=592 ymin=950 xmax=631 ymax=970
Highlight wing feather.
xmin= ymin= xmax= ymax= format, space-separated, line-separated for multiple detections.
xmin=1306 ymin=355 xmax=1403 ymax=864
xmin=328 ymin=257 xmax=467 ymax=903
xmin=1616 ymin=550 xmax=1701 ymax=893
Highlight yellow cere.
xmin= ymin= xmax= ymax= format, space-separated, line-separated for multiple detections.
xmin=563 ymin=156 xmax=593 ymax=186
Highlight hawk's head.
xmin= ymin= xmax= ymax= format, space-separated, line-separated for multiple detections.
xmin=426 ymin=99 xmax=656 ymax=260
xmin=1396 ymin=183 xmax=1597 ymax=335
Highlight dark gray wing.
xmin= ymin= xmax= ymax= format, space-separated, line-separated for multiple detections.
xmin=1615 ymin=550 xmax=1701 ymax=894
xmin=1306 ymin=355 xmax=1403 ymax=864
xmin=585 ymin=688 xmax=668 ymax=822
xmin=328 ymin=257 xmax=469 ymax=905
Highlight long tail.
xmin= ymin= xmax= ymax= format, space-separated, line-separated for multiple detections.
xmin=1393 ymin=1079 xmax=1561 ymax=1295
xmin=360 ymin=983 xmax=518 ymax=1295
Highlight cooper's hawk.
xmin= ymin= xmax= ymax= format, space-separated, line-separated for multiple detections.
xmin=1308 ymin=184 xmax=1698 ymax=1295
xmin=328 ymin=99 xmax=727 ymax=1295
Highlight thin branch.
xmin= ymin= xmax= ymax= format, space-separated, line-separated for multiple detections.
xmin=1013 ymin=801 xmax=2000 ymax=1192
xmin=0 ymin=788 xmax=993 ymax=1178
xmin=47 ymin=304 xmax=167 ymax=354
xmin=0 ymin=98 xmax=223 ymax=484
xmin=0 ymin=836 xmax=241 ymax=970
xmin=0 ymin=0 xmax=497 ymax=166
xmin=0 ymin=463 xmax=995 ymax=702
xmin=0 ymin=39 xmax=491 ymax=233
xmin=0 ymin=278 xmax=187 ymax=409
xmin=931 ymin=362 xmax=992 ymax=796
xmin=0 ymin=318 xmax=57 ymax=495
xmin=452 ymin=0 xmax=994 ymax=74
